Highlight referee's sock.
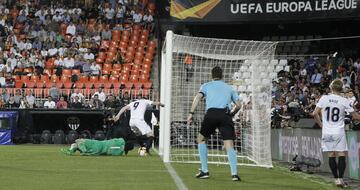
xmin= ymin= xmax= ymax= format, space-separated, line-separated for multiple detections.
xmin=329 ymin=157 xmax=339 ymax=178
xmin=198 ymin=143 xmax=208 ymax=172
xmin=227 ymin=148 xmax=238 ymax=175
xmin=338 ymin=156 xmax=346 ymax=178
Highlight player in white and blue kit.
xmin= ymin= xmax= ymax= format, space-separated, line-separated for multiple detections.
xmin=187 ymin=66 xmax=242 ymax=181
xmin=313 ymin=79 xmax=360 ymax=187
xmin=114 ymin=99 xmax=164 ymax=154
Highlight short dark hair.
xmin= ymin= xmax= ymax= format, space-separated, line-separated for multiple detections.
xmin=211 ymin=66 xmax=223 ymax=79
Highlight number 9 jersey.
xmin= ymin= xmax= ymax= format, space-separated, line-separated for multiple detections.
xmin=128 ymin=99 xmax=153 ymax=120
xmin=316 ymin=94 xmax=354 ymax=135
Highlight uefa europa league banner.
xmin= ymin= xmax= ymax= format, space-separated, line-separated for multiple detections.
xmin=170 ymin=0 xmax=360 ymax=22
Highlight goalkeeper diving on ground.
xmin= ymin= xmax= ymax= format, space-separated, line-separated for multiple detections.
xmin=61 ymin=138 xmax=130 ymax=156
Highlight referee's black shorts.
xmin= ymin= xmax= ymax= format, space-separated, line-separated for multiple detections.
xmin=200 ymin=108 xmax=235 ymax=140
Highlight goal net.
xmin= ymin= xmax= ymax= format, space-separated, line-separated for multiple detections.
xmin=159 ymin=31 xmax=280 ymax=168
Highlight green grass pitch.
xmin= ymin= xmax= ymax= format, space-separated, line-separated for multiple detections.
xmin=0 ymin=145 xmax=342 ymax=190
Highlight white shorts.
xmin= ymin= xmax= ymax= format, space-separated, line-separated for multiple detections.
xmin=129 ymin=119 xmax=152 ymax=135
xmin=321 ymin=133 xmax=348 ymax=152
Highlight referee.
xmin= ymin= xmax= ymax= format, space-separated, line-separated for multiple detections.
xmin=187 ymin=66 xmax=241 ymax=181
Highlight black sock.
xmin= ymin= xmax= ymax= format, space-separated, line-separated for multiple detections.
xmin=136 ymin=136 xmax=145 ymax=147
xmin=145 ymin=136 xmax=154 ymax=152
xmin=338 ymin=156 xmax=346 ymax=178
xmin=329 ymin=157 xmax=339 ymax=178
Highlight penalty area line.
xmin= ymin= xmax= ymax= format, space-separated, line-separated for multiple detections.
xmin=153 ymin=149 xmax=189 ymax=190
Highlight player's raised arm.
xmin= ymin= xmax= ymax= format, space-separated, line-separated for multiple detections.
xmin=187 ymin=92 xmax=204 ymax=124
xmin=114 ymin=105 xmax=130 ymax=122
xmin=312 ymin=106 xmax=323 ymax=128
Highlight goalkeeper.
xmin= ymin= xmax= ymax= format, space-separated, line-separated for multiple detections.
xmin=187 ymin=66 xmax=241 ymax=181
xmin=61 ymin=138 xmax=128 ymax=156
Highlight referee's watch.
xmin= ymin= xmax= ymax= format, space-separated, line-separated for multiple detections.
xmin=189 ymin=112 xmax=195 ymax=115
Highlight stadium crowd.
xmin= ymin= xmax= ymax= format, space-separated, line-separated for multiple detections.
xmin=0 ymin=0 xmax=156 ymax=109
xmin=271 ymin=54 xmax=360 ymax=128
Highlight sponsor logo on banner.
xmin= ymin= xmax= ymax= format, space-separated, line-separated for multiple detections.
xmin=169 ymin=0 xmax=360 ymax=22
xmin=279 ymin=134 xmax=322 ymax=162
xmin=66 ymin=117 xmax=80 ymax=130
xmin=170 ymin=0 xmax=221 ymax=19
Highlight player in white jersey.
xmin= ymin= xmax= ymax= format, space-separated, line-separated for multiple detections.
xmin=113 ymin=99 xmax=164 ymax=154
xmin=312 ymin=79 xmax=360 ymax=188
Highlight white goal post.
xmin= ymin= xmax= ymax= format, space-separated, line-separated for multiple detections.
xmin=159 ymin=31 xmax=280 ymax=168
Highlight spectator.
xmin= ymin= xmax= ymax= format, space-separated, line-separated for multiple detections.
xmin=13 ymin=89 xmax=22 ymax=105
xmin=93 ymin=87 xmax=106 ymax=102
xmin=70 ymin=96 xmax=83 ymax=108
xmin=49 ymin=82 xmax=60 ymax=101
xmin=44 ymin=96 xmax=56 ymax=108
xmin=6 ymin=96 xmax=19 ymax=108
xmin=83 ymin=49 xmax=94 ymax=61
xmin=90 ymin=61 xmax=101 ymax=75
xmin=56 ymin=96 xmax=68 ymax=109
xmin=104 ymin=94 xmax=120 ymax=109
xmin=104 ymin=6 xmax=115 ymax=24
xmin=310 ymin=69 xmax=322 ymax=87
xmin=2 ymin=88 xmax=9 ymax=103
xmin=25 ymin=89 xmax=35 ymax=108
xmin=66 ymin=22 xmax=76 ymax=36
xmin=19 ymin=97 xmax=30 ymax=109
xmin=64 ymin=55 xmax=75 ymax=68
xmin=70 ymin=89 xmax=85 ymax=103
xmin=120 ymin=91 xmax=131 ymax=106
xmin=90 ymin=94 xmax=103 ymax=109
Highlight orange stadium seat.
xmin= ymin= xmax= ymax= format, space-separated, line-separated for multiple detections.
xmin=40 ymin=75 xmax=50 ymax=82
xmin=75 ymin=82 xmax=84 ymax=89
xmin=93 ymin=83 xmax=102 ymax=89
xmin=112 ymin=64 xmax=121 ymax=71
xmin=143 ymin=81 xmax=152 ymax=89
xmin=79 ymin=75 xmax=88 ymax=82
xmin=103 ymin=82 xmax=112 ymax=89
xmin=84 ymin=82 xmax=93 ymax=89
xmin=25 ymin=81 xmax=36 ymax=88
xmin=103 ymin=63 xmax=112 ymax=70
xmin=89 ymin=76 xmax=98 ymax=83
xmin=99 ymin=75 xmax=108 ymax=82
xmin=35 ymin=89 xmax=43 ymax=98
xmin=50 ymin=75 xmax=59 ymax=82
xmin=60 ymin=76 xmax=70 ymax=82
xmin=129 ymin=75 xmax=138 ymax=82
xmin=62 ymin=69 xmax=72 ymax=77
xmin=142 ymin=89 xmax=150 ymax=98
xmin=134 ymin=83 xmax=143 ymax=90
xmin=72 ymin=69 xmax=81 ymax=76
xmin=15 ymin=81 xmax=23 ymax=88
xmin=124 ymin=82 xmax=133 ymax=89
xmin=102 ymin=69 xmax=111 ymax=75
xmin=45 ymin=82 xmax=53 ymax=88
xmin=63 ymin=82 xmax=73 ymax=89
xmin=36 ymin=82 xmax=45 ymax=88
xmin=56 ymin=82 xmax=63 ymax=89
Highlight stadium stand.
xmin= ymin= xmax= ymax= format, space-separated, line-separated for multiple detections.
xmin=0 ymin=0 xmax=157 ymax=109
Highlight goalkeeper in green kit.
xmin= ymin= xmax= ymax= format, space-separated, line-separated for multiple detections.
xmin=61 ymin=138 xmax=128 ymax=156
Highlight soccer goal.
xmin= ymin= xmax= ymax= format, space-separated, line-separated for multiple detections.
xmin=159 ymin=31 xmax=280 ymax=168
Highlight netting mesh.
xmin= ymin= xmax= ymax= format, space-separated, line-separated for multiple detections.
xmin=161 ymin=32 xmax=279 ymax=168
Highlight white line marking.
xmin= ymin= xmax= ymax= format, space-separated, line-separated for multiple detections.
xmin=154 ymin=148 xmax=189 ymax=190
xmin=164 ymin=163 xmax=189 ymax=190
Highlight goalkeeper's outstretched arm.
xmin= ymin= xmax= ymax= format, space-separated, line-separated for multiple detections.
xmin=114 ymin=105 xmax=130 ymax=122
xmin=187 ymin=93 xmax=204 ymax=124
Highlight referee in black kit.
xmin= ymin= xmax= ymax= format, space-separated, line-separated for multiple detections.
xmin=187 ymin=66 xmax=242 ymax=181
